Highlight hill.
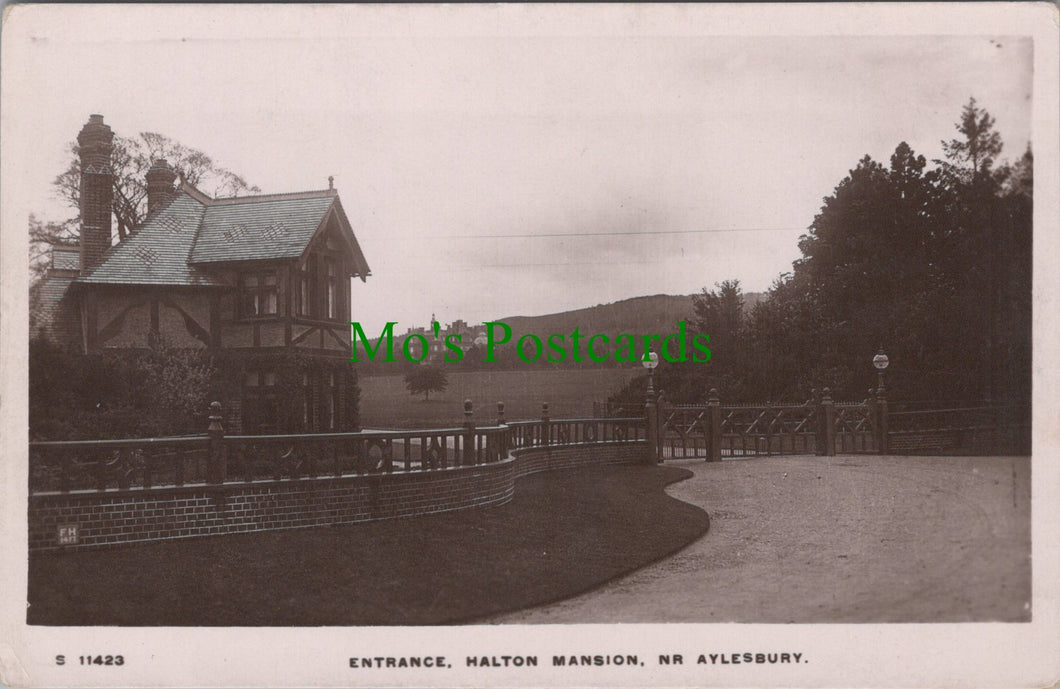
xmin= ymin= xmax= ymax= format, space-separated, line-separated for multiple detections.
xmin=498 ymin=291 xmax=765 ymax=339
xmin=498 ymin=294 xmax=697 ymax=343
xmin=356 ymin=291 xmax=765 ymax=372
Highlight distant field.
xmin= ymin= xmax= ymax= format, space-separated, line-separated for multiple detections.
xmin=358 ymin=368 xmax=640 ymax=429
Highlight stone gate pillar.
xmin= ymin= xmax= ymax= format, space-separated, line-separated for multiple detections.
xmin=821 ymin=388 xmax=836 ymax=456
xmin=645 ymin=381 xmax=659 ymax=464
xmin=207 ymin=401 xmax=227 ymax=484
xmin=876 ymin=387 xmax=889 ymax=455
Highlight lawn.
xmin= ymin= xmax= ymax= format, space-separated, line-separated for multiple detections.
xmin=358 ymin=367 xmax=640 ymax=429
xmin=27 ymin=464 xmax=707 ymax=626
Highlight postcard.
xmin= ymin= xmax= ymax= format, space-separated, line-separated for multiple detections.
xmin=1 ymin=3 xmax=1057 ymax=687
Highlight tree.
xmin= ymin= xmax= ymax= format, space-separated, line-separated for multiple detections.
xmin=29 ymin=132 xmax=261 ymax=345
xmin=939 ymin=97 xmax=1004 ymax=184
xmin=404 ymin=365 xmax=448 ymax=401
xmin=692 ymin=280 xmax=745 ymax=344
xmin=633 ymin=97 xmax=1029 ymax=408
xmin=738 ymin=99 xmax=1031 ymax=404
xmin=685 ymin=279 xmax=750 ymax=399
xmin=935 ymin=100 xmax=1031 ymax=405
xmin=33 ymin=131 xmax=260 ymax=269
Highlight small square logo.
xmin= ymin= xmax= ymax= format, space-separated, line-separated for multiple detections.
xmin=57 ymin=524 xmax=79 ymax=545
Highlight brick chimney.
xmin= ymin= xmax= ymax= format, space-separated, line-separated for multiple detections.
xmin=146 ymin=158 xmax=178 ymax=212
xmin=77 ymin=114 xmax=114 ymax=272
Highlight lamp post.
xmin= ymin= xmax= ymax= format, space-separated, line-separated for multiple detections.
xmin=642 ymin=350 xmax=659 ymax=396
xmin=872 ymin=348 xmax=890 ymax=397
xmin=872 ymin=349 xmax=890 ymax=454
xmin=643 ymin=350 xmax=660 ymax=464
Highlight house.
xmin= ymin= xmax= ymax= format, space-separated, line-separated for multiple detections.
xmin=32 ymin=114 xmax=371 ymax=434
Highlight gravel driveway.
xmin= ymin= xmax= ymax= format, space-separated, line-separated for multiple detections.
xmin=489 ymin=454 xmax=1031 ymax=623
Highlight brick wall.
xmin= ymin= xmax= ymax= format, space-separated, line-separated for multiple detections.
xmin=29 ymin=440 xmax=647 ymax=551
xmin=513 ymin=441 xmax=647 ymax=478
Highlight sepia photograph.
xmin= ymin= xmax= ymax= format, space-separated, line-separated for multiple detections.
xmin=1 ymin=3 xmax=1058 ymax=687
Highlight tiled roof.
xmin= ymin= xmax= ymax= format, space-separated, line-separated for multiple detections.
xmin=190 ymin=190 xmax=337 ymax=265
xmin=76 ymin=183 xmax=369 ymax=286
xmin=31 ymin=270 xmax=81 ymax=348
xmin=77 ymin=194 xmax=223 ymax=286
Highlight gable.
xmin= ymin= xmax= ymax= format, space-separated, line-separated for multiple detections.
xmin=297 ymin=198 xmax=371 ymax=281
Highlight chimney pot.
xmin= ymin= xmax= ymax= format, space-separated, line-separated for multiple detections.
xmin=146 ymin=159 xmax=178 ymax=212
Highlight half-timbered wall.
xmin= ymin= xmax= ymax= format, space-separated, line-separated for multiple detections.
xmin=90 ymin=289 xmax=213 ymax=350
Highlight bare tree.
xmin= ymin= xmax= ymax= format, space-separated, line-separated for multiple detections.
xmin=50 ymin=131 xmax=260 ymax=243
xmin=31 ymin=131 xmax=259 ymax=280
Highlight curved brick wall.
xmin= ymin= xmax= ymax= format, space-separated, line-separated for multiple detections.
xmin=29 ymin=440 xmax=647 ymax=551
xmin=512 ymin=440 xmax=648 ymax=478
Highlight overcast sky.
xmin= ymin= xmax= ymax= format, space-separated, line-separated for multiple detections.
xmin=2 ymin=5 xmax=1033 ymax=334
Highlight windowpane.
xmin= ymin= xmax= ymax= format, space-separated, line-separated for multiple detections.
xmin=244 ymin=371 xmax=259 ymax=387
xmin=299 ymin=275 xmax=309 ymax=316
xmin=241 ymin=292 xmax=256 ymax=317
xmin=264 ymin=274 xmax=277 ymax=286
xmin=245 ymin=276 xmax=258 ymax=287
xmin=264 ymin=289 xmax=278 ymax=314
xmin=263 ymin=372 xmax=277 ymax=386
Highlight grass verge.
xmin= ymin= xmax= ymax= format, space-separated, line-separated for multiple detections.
xmin=27 ymin=464 xmax=707 ymax=626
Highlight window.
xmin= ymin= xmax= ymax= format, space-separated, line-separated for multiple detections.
xmin=297 ymin=265 xmax=310 ymax=317
xmin=240 ymin=271 xmax=278 ymax=317
xmin=325 ymin=258 xmax=338 ymax=320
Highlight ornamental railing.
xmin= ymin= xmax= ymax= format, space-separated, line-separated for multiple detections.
xmin=506 ymin=410 xmax=645 ymax=450
xmin=653 ymin=390 xmax=1027 ymax=461
xmin=30 ymin=436 xmax=212 ymax=494
xmin=29 ymin=401 xmax=646 ymax=496
xmin=656 ymin=388 xmax=879 ymax=460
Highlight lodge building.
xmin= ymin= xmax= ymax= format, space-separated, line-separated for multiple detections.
xmin=32 ymin=114 xmax=371 ymax=434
